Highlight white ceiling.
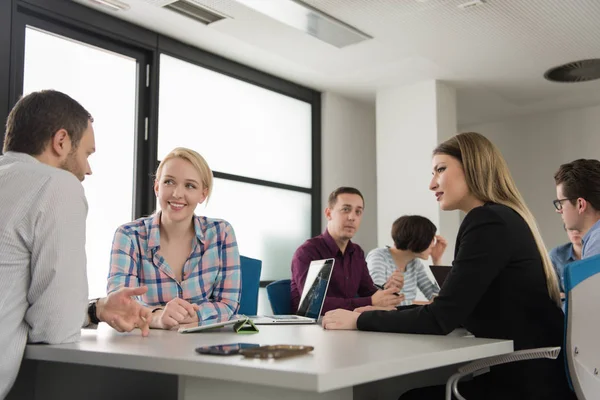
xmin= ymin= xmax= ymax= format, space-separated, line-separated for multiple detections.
xmin=74 ymin=0 xmax=600 ymax=125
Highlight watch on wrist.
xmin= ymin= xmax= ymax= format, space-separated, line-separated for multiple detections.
xmin=88 ymin=298 xmax=101 ymax=325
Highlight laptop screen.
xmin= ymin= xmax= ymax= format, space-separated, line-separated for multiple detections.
xmin=296 ymin=258 xmax=335 ymax=319
xmin=429 ymin=265 xmax=452 ymax=288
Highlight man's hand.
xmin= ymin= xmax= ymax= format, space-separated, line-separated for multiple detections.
xmin=384 ymin=268 xmax=404 ymax=291
xmin=431 ymin=235 xmax=448 ymax=265
xmin=96 ymin=287 xmax=152 ymax=337
xmin=154 ymin=298 xmax=199 ymax=330
xmin=371 ymin=288 xmax=404 ymax=307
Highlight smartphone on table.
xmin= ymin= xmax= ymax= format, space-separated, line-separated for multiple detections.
xmin=195 ymin=343 xmax=260 ymax=356
xmin=239 ymin=345 xmax=314 ymax=359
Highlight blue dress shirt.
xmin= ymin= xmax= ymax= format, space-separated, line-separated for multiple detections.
xmin=582 ymin=219 xmax=600 ymax=259
xmin=549 ymin=243 xmax=577 ymax=293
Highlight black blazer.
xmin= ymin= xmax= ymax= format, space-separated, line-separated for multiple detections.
xmin=357 ymin=203 xmax=574 ymax=399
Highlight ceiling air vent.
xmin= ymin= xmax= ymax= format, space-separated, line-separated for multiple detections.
xmin=544 ymin=59 xmax=600 ymax=83
xmin=164 ymin=0 xmax=227 ymax=25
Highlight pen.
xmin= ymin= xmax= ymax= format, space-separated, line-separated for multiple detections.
xmin=373 ymin=283 xmax=400 ymax=296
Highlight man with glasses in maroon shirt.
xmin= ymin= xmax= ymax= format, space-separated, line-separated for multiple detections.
xmin=290 ymin=187 xmax=403 ymax=314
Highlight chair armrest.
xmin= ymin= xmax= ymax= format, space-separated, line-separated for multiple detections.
xmin=446 ymin=347 xmax=561 ymax=400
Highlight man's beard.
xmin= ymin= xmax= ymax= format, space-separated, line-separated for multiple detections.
xmin=60 ymin=150 xmax=83 ymax=181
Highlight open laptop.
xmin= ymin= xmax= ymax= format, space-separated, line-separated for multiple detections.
xmin=430 ymin=265 xmax=452 ymax=288
xmin=251 ymin=258 xmax=335 ymax=325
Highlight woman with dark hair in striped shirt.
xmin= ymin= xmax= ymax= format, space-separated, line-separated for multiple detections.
xmin=366 ymin=215 xmax=447 ymax=306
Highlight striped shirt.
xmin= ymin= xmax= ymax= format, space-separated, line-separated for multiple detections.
xmin=0 ymin=152 xmax=88 ymax=398
xmin=366 ymin=247 xmax=439 ymax=306
xmin=107 ymin=212 xmax=241 ymax=323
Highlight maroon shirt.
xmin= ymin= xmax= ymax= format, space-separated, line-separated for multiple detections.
xmin=290 ymin=229 xmax=377 ymax=314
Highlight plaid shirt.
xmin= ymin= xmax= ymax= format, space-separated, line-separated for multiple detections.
xmin=107 ymin=212 xmax=241 ymax=322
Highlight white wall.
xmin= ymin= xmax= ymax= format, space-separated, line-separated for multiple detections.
xmin=321 ymin=92 xmax=377 ymax=252
xmin=461 ymin=104 xmax=600 ymax=250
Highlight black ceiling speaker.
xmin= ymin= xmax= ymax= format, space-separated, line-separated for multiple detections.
xmin=544 ymin=59 xmax=600 ymax=83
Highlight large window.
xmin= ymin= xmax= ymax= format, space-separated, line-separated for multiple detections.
xmin=22 ymin=27 xmax=139 ymax=298
xmin=5 ymin=0 xmax=320 ymax=294
xmin=158 ymin=54 xmax=314 ymax=281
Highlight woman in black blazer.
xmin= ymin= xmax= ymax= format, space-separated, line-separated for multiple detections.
xmin=322 ymin=132 xmax=574 ymax=399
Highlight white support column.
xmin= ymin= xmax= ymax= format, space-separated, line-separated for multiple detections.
xmin=321 ymin=92 xmax=377 ymax=251
xmin=376 ymin=80 xmax=460 ymax=264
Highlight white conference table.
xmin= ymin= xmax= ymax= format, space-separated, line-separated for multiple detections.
xmin=15 ymin=323 xmax=513 ymax=400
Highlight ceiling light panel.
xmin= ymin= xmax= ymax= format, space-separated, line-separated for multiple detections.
xmin=233 ymin=0 xmax=372 ymax=48
xmin=164 ymin=0 xmax=227 ymax=24
xmin=87 ymin=0 xmax=131 ymax=11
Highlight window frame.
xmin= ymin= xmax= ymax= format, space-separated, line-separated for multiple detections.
xmin=156 ymin=36 xmax=321 ymax=235
xmin=2 ymin=0 xmax=322 ymax=285
xmin=7 ymin=0 xmax=157 ymax=218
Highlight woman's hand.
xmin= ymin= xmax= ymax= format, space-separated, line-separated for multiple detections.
xmin=353 ymin=305 xmax=397 ymax=313
xmin=322 ymin=309 xmax=360 ymax=330
xmin=384 ymin=268 xmax=404 ymax=291
xmin=371 ymin=288 xmax=404 ymax=307
xmin=153 ymin=298 xmax=199 ymax=330
xmin=431 ymin=235 xmax=448 ymax=265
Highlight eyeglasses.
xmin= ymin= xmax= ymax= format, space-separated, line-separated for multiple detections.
xmin=553 ymin=198 xmax=575 ymax=211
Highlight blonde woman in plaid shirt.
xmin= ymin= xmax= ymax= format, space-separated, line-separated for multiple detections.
xmin=108 ymin=148 xmax=241 ymax=330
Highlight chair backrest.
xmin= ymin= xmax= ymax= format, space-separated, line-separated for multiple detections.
xmin=564 ymin=253 xmax=600 ymax=400
xmin=238 ymin=256 xmax=262 ymax=316
xmin=266 ymin=279 xmax=291 ymax=315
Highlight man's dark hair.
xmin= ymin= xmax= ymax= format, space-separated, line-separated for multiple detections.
xmin=3 ymin=90 xmax=92 ymax=155
xmin=554 ymin=159 xmax=600 ymax=212
xmin=327 ymin=187 xmax=365 ymax=209
xmin=391 ymin=215 xmax=436 ymax=253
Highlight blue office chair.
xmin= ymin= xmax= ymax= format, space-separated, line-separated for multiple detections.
xmin=266 ymin=279 xmax=292 ymax=315
xmin=445 ymin=254 xmax=600 ymax=400
xmin=238 ymin=256 xmax=262 ymax=316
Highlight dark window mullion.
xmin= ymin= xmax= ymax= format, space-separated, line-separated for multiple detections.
xmin=140 ymin=50 xmax=161 ymax=219
xmin=212 ymin=171 xmax=312 ymax=194
xmin=311 ymin=93 xmax=322 ymax=237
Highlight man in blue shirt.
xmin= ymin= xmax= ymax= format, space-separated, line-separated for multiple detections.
xmin=554 ymin=159 xmax=600 ymax=259
xmin=549 ymin=228 xmax=582 ymax=293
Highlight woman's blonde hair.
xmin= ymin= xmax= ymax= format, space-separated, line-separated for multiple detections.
xmin=434 ymin=132 xmax=561 ymax=307
xmin=155 ymin=147 xmax=213 ymax=204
